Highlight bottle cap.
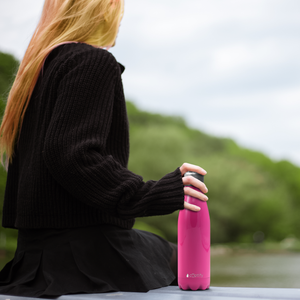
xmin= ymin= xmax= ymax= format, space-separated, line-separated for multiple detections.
xmin=184 ymin=171 xmax=204 ymax=183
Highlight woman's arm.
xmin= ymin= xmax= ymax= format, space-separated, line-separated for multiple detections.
xmin=43 ymin=47 xmax=187 ymax=219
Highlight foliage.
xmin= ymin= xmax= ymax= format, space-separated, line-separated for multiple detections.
xmin=0 ymin=51 xmax=299 ymax=251
xmin=126 ymin=101 xmax=300 ymax=244
xmin=0 ymin=52 xmax=19 ymax=115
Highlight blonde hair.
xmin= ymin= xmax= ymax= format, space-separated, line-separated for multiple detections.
xmin=0 ymin=0 xmax=124 ymax=165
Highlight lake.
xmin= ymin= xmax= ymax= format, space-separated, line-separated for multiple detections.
xmin=211 ymin=252 xmax=300 ymax=288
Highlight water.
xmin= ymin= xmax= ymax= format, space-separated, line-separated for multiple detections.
xmin=211 ymin=253 xmax=300 ymax=288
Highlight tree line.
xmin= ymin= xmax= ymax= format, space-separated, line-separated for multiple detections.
xmin=0 ymin=50 xmax=299 ymax=252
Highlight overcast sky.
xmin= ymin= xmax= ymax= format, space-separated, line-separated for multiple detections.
xmin=1 ymin=0 xmax=300 ymax=166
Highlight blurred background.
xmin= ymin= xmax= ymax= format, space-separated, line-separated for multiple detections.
xmin=0 ymin=0 xmax=300 ymax=288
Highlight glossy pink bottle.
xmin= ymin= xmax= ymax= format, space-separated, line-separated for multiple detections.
xmin=178 ymin=171 xmax=210 ymax=290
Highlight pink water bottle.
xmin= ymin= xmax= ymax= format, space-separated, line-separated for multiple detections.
xmin=178 ymin=171 xmax=210 ymax=290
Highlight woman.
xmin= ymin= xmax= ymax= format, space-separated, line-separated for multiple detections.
xmin=0 ymin=0 xmax=208 ymax=297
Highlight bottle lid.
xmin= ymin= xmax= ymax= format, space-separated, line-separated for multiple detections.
xmin=184 ymin=171 xmax=204 ymax=183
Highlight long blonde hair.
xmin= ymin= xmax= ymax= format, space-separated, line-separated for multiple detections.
xmin=0 ymin=0 xmax=124 ymax=165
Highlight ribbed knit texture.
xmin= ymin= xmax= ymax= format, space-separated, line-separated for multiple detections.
xmin=2 ymin=43 xmax=184 ymax=229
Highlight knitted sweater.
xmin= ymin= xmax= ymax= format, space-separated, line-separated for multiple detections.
xmin=2 ymin=43 xmax=184 ymax=229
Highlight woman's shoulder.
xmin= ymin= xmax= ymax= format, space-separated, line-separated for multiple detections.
xmin=59 ymin=43 xmax=117 ymax=65
xmin=46 ymin=42 xmax=120 ymax=75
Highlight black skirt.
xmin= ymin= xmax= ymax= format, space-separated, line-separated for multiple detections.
xmin=0 ymin=224 xmax=176 ymax=298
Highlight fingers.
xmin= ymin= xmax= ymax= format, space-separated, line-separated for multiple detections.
xmin=184 ymin=186 xmax=208 ymax=202
xmin=184 ymin=201 xmax=200 ymax=212
xmin=179 ymin=162 xmax=207 ymax=177
xmin=183 ymin=186 xmax=208 ymax=212
xmin=182 ymin=175 xmax=208 ymax=194
xmin=180 ymin=162 xmax=209 ymax=212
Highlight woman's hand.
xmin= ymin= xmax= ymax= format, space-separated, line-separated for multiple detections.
xmin=179 ymin=163 xmax=208 ymax=212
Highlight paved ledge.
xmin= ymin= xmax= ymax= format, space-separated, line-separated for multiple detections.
xmin=1 ymin=286 xmax=300 ymax=300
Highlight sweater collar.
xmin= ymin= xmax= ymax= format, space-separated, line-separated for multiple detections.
xmin=118 ymin=63 xmax=125 ymax=74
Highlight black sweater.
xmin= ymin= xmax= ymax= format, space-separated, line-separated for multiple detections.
xmin=2 ymin=43 xmax=184 ymax=229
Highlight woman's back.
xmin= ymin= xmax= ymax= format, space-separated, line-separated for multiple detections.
xmin=3 ymin=42 xmax=134 ymax=230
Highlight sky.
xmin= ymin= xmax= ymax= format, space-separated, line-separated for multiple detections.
xmin=1 ymin=0 xmax=300 ymax=166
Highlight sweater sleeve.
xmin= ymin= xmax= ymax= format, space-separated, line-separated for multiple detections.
xmin=43 ymin=48 xmax=184 ymax=219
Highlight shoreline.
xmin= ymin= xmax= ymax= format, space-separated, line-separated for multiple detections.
xmin=211 ymin=240 xmax=300 ymax=256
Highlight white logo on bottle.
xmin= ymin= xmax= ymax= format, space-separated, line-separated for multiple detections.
xmin=187 ymin=273 xmax=203 ymax=278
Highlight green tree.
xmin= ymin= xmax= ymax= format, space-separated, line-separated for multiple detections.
xmin=0 ymin=50 xmax=299 ymax=251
